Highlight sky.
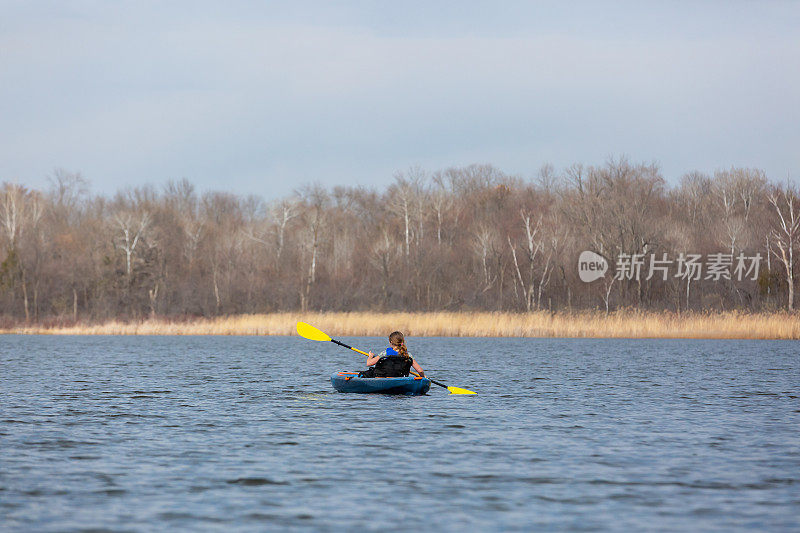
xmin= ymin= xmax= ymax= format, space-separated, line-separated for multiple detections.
xmin=1 ymin=1 xmax=799 ymax=200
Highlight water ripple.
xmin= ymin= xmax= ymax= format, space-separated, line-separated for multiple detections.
xmin=1 ymin=335 xmax=798 ymax=531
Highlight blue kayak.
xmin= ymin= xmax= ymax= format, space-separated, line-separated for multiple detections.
xmin=331 ymin=372 xmax=431 ymax=395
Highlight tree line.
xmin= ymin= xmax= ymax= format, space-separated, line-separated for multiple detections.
xmin=1 ymin=158 xmax=798 ymax=323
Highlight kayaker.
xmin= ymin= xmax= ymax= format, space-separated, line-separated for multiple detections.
xmin=360 ymin=331 xmax=425 ymax=378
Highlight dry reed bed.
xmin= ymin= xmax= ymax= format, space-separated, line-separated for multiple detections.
xmin=3 ymin=311 xmax=800 ymax=339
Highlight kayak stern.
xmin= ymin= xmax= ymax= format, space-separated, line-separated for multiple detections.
xmin=331 ymin=372 xmax=431 ymax=395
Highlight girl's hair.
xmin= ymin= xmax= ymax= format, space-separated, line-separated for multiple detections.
xmin=389 ymin=331 xmax=410 ymax=359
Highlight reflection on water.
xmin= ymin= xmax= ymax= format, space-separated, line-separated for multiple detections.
xmin=1 ymin=335 xmax=799 ymax=531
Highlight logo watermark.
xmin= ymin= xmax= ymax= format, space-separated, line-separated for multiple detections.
xmin=579 ymin=251 xmax=763 ymax=282
xmin=578 ymin=251 xmax=608 ymax=282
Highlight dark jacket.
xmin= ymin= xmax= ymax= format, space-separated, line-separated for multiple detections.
xmin=361 ymin=347 xmax=413 ymax=377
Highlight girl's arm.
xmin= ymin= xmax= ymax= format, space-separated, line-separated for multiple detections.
xmin=411 ymin=359 xmax=425 ymax=377
xmin=365 ymin=351 xmax=381 ymax=366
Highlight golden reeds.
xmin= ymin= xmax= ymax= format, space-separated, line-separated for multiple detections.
xmin=2 ymin=310 xmax=800 ymax=339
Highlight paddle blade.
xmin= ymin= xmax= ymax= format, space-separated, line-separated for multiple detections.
xmin=296 ymin=322 xmax=331 ymax=342
xmin=447 ymin=386 xmax=477 ymax=395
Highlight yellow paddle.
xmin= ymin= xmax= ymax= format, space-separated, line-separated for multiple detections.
xmin=296 ymin=322 xmax=476 ymax=395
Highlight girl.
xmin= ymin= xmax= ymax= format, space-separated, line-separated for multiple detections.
xmin=361 ymin=331 xmax=425 ymax=378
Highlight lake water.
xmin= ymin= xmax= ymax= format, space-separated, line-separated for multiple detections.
xmin=1 ymin=335 xmax=798 ymax=532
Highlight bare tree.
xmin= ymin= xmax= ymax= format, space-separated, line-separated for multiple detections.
xmin=474 ymin=225 xmax=498 ymax=291
xmin=370 ymin=228 xmax=400 ymax=308
xmin=297 ymin=185 xmax=329 ymax=312
xmin=0 ymin=182 xmax=26 ymax=249
xmin=430 ymin=171 xmax=452 ymax=246
xmin=114 ymin=210 xmax=151 ymax=281
xmin=536 ymin=163 xmax=559 ymax=191
xmin=273 ymin=199 xmax=298 ymax=264
xmin=507 ymin=210 xmax=548 ymax=311
xmin=388 ymin=171 xmax=424 ymax=257
xmin=48 ymin=169 xmax=89 ymax=224
xmin=712 ymin=168 xmax=767 ymax=254
xmin=560 ymin=158 xmax=665 ymax=307
xmin=0 ymin=183 xmax=43 ymax=320
xmin=677 ymin=171 xmax=712 ymax=227
xmin=768 ymin=184 xmax=800 ymax=310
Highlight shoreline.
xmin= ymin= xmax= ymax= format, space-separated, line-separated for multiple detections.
xmin=1 ymin=311 xmax=799 ymax=339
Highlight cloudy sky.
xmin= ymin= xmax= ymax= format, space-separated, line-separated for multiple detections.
xmin=2 ymin=1 xmax=798 ymax=199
